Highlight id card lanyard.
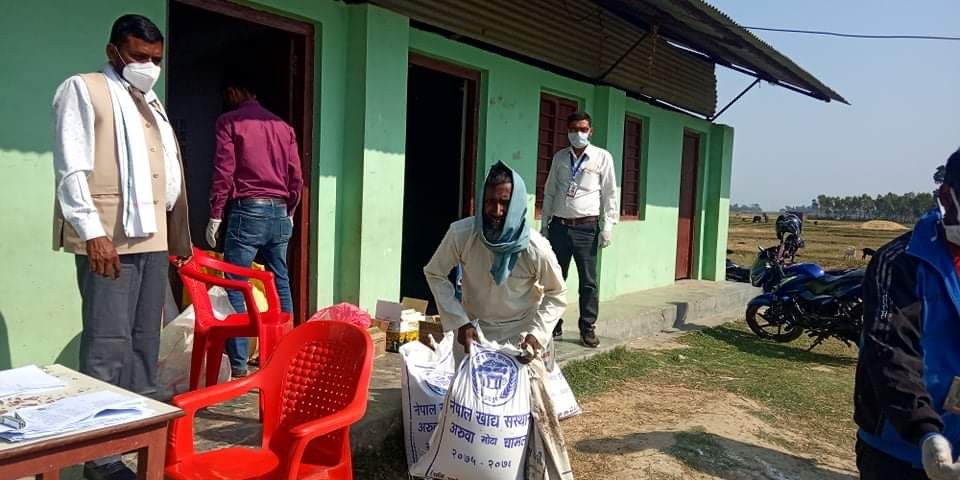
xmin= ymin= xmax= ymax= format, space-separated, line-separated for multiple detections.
xmin=567 ymin=151 xmax=588 ymax=198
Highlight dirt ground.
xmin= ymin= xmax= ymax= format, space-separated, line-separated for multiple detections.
xmin=563 ymin=381 xmax=856 ymax=480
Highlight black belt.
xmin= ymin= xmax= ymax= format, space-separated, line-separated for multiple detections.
xmin=235 ymin=197 xmax=285 ymax=207
xmin=554 ymin=216 xmax=598 ymax=226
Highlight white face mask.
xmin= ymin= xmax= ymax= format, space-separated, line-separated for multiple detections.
xmin=938 ymin=188 xmax=960 ymax=246
xmin=113 ymin=46 xmax=161 ymax=93
xmin=568 ymin=131 xmax=590 ymax=149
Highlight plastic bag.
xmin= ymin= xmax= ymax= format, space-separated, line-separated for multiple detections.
xmin=157 ymin=287 xmax=233 ymax=401
xmin=401 ymin=332 xmax=456 ymax=466
xmin=308 ymin=302 xmax=372 ymax=329
xmin=411 ymin=335 xmax=531 ymax=480
xmin=527 ymin=358 xmax=575 ymax=480
xmin=546 ymin=364 xmax=581 ymax=420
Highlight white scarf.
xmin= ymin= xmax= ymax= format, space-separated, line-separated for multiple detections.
xmin=102 ymin=65 xmax=157 ymax=237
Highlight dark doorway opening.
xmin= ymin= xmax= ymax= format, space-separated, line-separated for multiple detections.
xmin=401 ymin=56 xmax=479 ymax=311
xmin=167 ymin=0 xmax=314 ymax=323
xmin=675 ymin=131 xmax=701 ymax=280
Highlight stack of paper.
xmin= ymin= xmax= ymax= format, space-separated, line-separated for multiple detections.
xmin=0 ymin=390 xmax=148 ymax=442
xmin=0 ymin=365 xmax=65 ymax=398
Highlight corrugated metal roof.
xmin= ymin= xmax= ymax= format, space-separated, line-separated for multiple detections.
xmin=372 ymin=0 xmax=719 ymax=116
xmin=598 ymin=0 xmax=848 ymax=104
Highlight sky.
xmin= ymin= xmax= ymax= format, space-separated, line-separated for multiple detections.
xmin=706 ymin=0 xmax=960 ymax=210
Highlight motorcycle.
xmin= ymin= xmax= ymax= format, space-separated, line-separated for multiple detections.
xmin=725 ymin=250 xmax=750 ymax=283
xmin=744 ymin=246 xmax=870 ymax=349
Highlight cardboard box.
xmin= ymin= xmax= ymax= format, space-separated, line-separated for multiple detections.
xmin=419 ymin=315 xmax=444 ymax=345
xmin=376 ymin=297 xmax=430 ymax=353
xmin=367 ymin=326 xmax=387 ymax=358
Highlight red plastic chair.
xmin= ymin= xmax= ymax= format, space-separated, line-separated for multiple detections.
xmin=172 ymin=247 xmax=293 ymax=390
xmin=165 ymin=320 xmax=374 ymax=480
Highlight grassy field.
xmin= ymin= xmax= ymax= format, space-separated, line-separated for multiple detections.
xmin=726 ymin=215 xmax=907 ymax=271
xmin=558 ymin=217 xmax=908 ymax=478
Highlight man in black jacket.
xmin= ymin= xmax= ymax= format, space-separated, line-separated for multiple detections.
xmin=855 ymin=149 xmax=960 ymax=480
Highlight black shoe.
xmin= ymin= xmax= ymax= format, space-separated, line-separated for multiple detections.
xmin=552 ymin=319 xmax=564 ymax=338
xmin=84 ymin=461 xmax=137 ymax=480
xmin=581 ymin=331 xmax=600 ymax=348
xmin=231 ymin=367 xmax=249 ymax=378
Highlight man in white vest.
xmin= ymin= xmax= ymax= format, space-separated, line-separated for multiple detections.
xmin=52 ymin=14 xmax=190 ymax=480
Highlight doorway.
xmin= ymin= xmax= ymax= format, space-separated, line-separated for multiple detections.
xmin=166 ymin=0 xmax=314 ymax=323
xmin=400 ymin=55 xmax=479 ymax=311
xmin=675 ymin=131 xmax=701 ymax=280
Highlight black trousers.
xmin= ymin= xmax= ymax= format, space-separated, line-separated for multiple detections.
xmin=75 ymin=252 xmax=167 ymax=398
xmin=548 ymin=221 xmax=599 ymax=333
xmin=857 ymin=438 xmax=929 ymax=480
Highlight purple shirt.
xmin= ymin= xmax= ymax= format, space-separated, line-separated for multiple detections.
xmin=209 ymin=100 xmax=303 ymax=219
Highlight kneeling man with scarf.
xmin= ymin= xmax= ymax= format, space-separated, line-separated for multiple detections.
xmin=424 ymin=162 xmax=567 ymax=358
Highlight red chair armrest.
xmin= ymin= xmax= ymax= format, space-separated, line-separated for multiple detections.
xmin=278 ymin=404 xmax=366 ymax=478
xmin=166 ymin=375 xmax=260 ymax=465
xmin=166 ymin=375 xmax=261 ymax=465
xmin=179 ymin=267 xmax=263 ymax=325
xmin=188 ymin=256 xmax=282 ymax=315
xmin=195 ymin=253 xmax=276 ymax=283
xmin=172 ymin=374 xmax=260 ymax=413
xmin=288 ymin=408 xmax=363 ymax=440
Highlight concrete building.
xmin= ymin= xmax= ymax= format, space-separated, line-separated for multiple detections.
xmin=0 ymin=0 xmax=842 ymax=367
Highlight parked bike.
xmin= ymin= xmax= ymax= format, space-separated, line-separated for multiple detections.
xmin=745 ymin=246 xmax=870 ymax=349
xmin=725 ymin=249 xmax=750 ymax=283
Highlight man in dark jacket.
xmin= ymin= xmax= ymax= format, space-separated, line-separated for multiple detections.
xmin=856 ymin=148 xmax=960 ymax=480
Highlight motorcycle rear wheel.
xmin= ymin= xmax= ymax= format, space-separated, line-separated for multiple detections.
xmin=746 ymin=304 xmax=804 ymax=342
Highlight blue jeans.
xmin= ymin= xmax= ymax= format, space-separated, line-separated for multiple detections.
xmin=223 ymin=200 xmax=294 ymax=370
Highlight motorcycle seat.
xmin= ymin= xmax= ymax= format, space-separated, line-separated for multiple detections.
xmin=806 ymin=269 xmax=865 ymax=296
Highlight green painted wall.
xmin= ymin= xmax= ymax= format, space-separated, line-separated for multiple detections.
xmin=408 ymin=29 xmax=734 ymax=304
xmin=339 ymin=5 xmax=410 ymax=310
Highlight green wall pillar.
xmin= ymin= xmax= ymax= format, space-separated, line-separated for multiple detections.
xmin=591 ymin=86 xmax=626 ymax=160
xmin=340 ymin=5 xmax=409 ymax=310
xmin=700 ymin=124 xmax=734 ymax=280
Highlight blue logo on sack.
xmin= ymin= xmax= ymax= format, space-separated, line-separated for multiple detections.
xmin=419 ymin=366 xmax=454 ymax=396
xmin=471 ymin=350 xmax=519 ymax=407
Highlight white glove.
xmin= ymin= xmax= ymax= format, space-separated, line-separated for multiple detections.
xmin=205 ymin=219 xmax=222 ymax=248
xmin=600 ymin=229 xmax=612 ymax=248
xmin=923 ymin=434 xmax=960 ymax=480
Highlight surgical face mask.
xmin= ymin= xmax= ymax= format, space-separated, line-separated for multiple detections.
xmin=113 ymin=45 xmax=161 ymax=93
xmin=938 ymin=187 xmax=960 ymax=246
xmin=568 ymin=131 xmax=590 ymax=149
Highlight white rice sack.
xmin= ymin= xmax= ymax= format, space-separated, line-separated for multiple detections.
xmin=401 ymin=332 xmax=456 ymax=466
xmin=411 ymin=340 xmax=531 ymax=480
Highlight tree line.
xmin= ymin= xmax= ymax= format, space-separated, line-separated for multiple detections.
xmin=782 ymin=192 xmax=936 ymax=223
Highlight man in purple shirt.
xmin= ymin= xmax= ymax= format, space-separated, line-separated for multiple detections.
xmin=205 ymin=71 xmax=303 ymax=377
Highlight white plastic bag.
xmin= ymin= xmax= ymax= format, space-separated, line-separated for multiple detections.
xmin=401 ymin=332 xmax=456 ymax=466
xmin=546 ymin=365 xmax=581 ymax=420
xmin=527 ymin=358 xmax=575 ymax=480
xmin=411 ymin=338 xmax=531 ymax=480
xmin=156 ymin=287 xmax=233 ymax=401
xmin=539 ymin=340 xmax=581 ymax=420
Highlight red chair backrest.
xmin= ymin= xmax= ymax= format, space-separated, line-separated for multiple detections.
xmin=260 ymin=321 xmax=373 ymax=461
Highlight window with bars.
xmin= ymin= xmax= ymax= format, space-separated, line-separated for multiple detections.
xmin=536 ymin=93 xmax=579 ymax=216
xmin=621 ymin=116 xmax=644 ymax=219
